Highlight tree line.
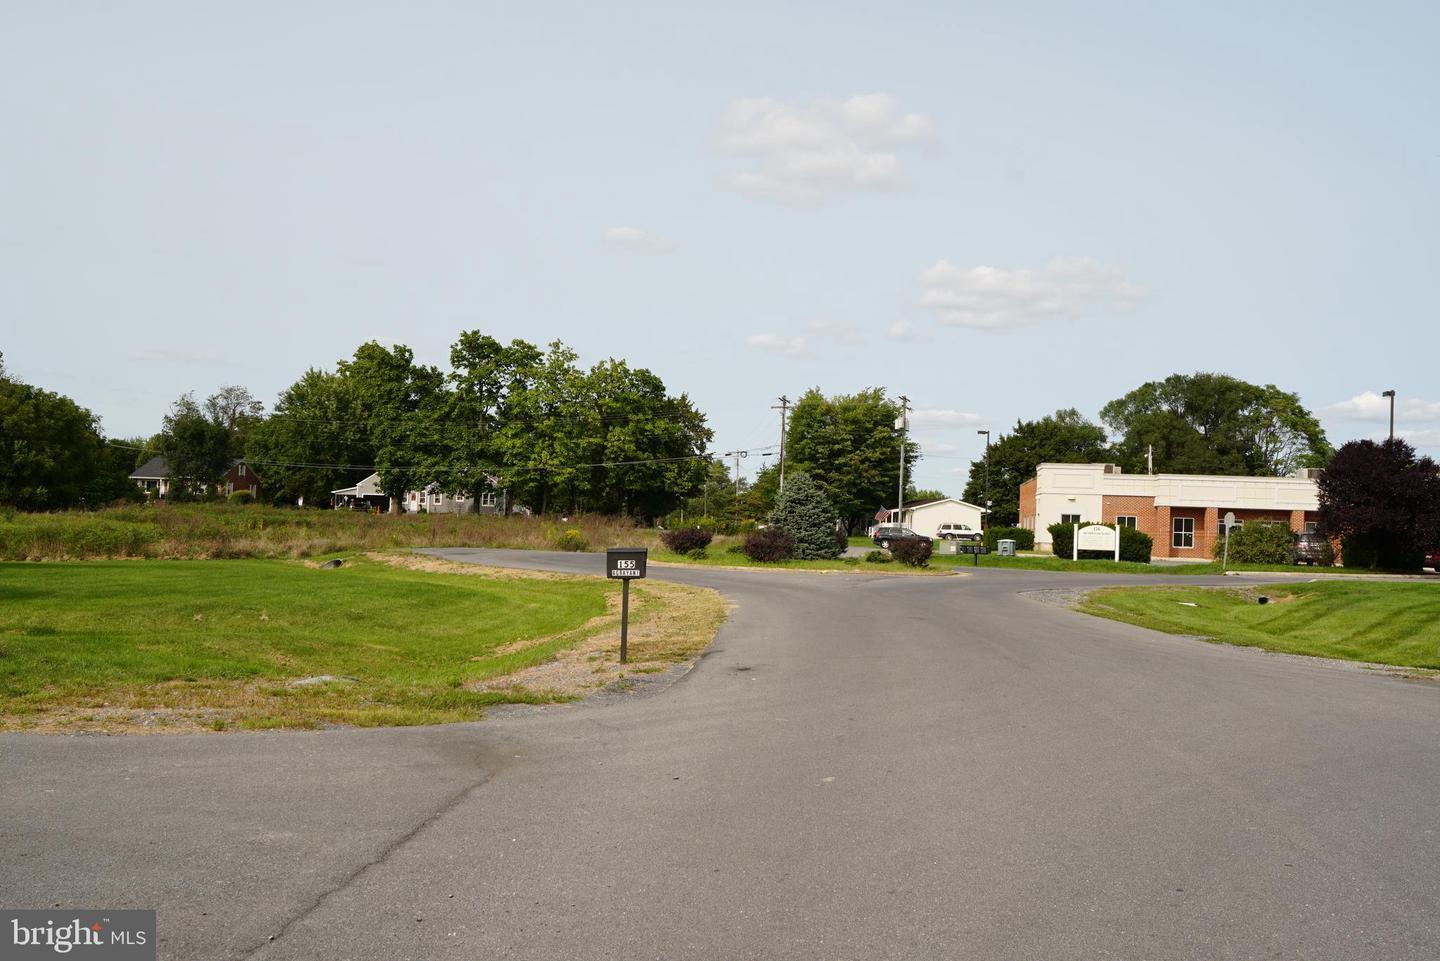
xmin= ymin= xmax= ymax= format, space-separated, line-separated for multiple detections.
xmin=961 ymin=373 xmax=1334 ymax=524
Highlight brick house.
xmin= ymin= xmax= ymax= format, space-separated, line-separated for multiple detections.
xmin=1019 ymin=463 xmax=1320 ymax=559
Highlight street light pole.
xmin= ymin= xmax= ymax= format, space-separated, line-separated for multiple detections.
xmin=896 ymin=396 xmax=910 ymax=527
xmin=977 ymin=429 xmax=991 ymax=528
xmin=1382 ymin=389 xmax=1396 ymax=442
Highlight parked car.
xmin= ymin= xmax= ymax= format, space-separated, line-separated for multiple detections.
xmin=935 ymin=522 xmax=981 ymax=542
xmin=1425 ymin=547 xmax=1440 ymax=572
xmin=1291 ymin=531 xmax=1333 ymax=566
xmin=871 ymin=525 xmax=930 ymax=550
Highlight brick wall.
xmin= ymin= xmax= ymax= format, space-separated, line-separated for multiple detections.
xmin=1019 ymin=477 xmax=1038 ymax=530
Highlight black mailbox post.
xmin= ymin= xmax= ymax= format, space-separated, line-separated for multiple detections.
xmin=606 ymin=548 xmax=648 ymax=663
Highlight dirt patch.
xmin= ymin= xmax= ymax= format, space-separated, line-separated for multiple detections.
xmin=470 ymin=578 xmax=726 ymax=700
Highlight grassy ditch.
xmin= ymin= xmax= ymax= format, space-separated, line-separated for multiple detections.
xmin=1078 ymin=582 xmax=1440 ymax=670
xmin=0 ymin=554 xmax=724 ymax=732
xmin=0 ymin=503 xmax=663 ymax=561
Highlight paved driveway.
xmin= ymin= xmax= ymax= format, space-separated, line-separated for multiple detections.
xmin=3 ymin=552 xmax=1437 ymax=960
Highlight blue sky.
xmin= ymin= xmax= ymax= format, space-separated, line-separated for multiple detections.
xmin=3 ymin=1 xmax=1437 ymax=495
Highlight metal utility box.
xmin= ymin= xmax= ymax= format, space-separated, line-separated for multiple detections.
xmin=997 ymin=539 xmax=1016 ymax=557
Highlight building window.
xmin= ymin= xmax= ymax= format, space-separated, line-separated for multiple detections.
xmin=1172 ymin=517 xmax=1195 ymax=548
xmin=480 ymin=492 xmax=497 ymax=507
xmin=1060 ymin=513 xmax=1081 ymax=526
xmin=1221 ymin=518 xmax=1243 ymax=532
xmin=431 ymin=494 xmax=442 ymax=505
xmin=1116 ymin=516 xmax=1137 ymax=529
xmin=238 ymin=464 xmax=246 ymax=477
xmin=410 ymin=492 xmax=418 ymax=503
xmin=1304 ymin=521 xmax=1318 ymax=534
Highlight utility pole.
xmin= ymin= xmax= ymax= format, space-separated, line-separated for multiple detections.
xmin=1382 ymin=389 xmax=1396 ymax=441
xmin=771 ymin=395 xmax=790 ymax=491
xmin=895 ymin=396 xmax=910 ymax=527
xmin=722 ymin=449 xmax=748 ymax=497
xmin=977 ymin=429 xmax=991 ymax=528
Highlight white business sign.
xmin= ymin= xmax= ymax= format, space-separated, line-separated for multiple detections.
xmin=1076 ymin=525 xmax=1118 ymax=552
xmin=1072 ymin=523 xmax=1122 ymax=561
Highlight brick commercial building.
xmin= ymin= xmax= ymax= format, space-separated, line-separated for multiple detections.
xmin=1019 ymin=463 xmax=1320 ymax=559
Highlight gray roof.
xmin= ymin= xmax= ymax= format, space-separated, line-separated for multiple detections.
xmin=128 ymin=456 xmax=251 ymax=480
xmin=129 ymin=455 xmax=170 ymax=480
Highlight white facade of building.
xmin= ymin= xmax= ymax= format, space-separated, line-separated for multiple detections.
xmin=1026 ymin=463 xmax=1319 ymax=552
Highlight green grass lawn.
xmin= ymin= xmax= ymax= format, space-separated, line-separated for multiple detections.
xmin=1078 ymin=582 xmax=1440 ymax=669
xmin=0 ymin=557 xmax=625 ymax=730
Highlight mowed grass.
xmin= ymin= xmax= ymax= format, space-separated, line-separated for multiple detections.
xmin=1079 ymin=582 xmax=1440 ymax=670
xmin=0 ymin=557 xmax=620 ymax=730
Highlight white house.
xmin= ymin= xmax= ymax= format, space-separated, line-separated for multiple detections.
xmin=331 ymin=472 xmax=527 ymax=515
xmin=880 ymin=497 xmax=988 ymax=539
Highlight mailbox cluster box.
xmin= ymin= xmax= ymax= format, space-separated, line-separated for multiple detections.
xmin=958 ymin=545 xmax=990 ymax=555
xmin=606 ymin=548 xmax=648 ymax=579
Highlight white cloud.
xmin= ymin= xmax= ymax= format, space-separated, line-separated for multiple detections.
xmin=1324 ymin=391 xmax=1440 ymax=423
xmin=917 ymin=439 xmax=961 ymax=455
xmin=128 ymin=349 xmax=228 ymax=364
xmin=910 ymin=408 xmax=986 ymax=429
xmin=745 ymin=333 xmax=811 ymax=357
xmin=918 ymin=257 xmax=1145 ymax=329
xmin=715 ymin=93 xmax=935 ymax=203
xmin=884 ymin=318 xmax=930 ymax=342
xmin=602 ymin=226 xmax=678 ymax=252
xmin=1399 ymin=429 xmax=1440 ymax=448
xmin=805 ymin=318 xmax=864 ymax=344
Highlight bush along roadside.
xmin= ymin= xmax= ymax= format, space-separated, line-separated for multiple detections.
xmin=1212 ymin=523 xmax=1292 ymax=564
xmin=1048 ymin=522 xmax=1153 ymax=563
xmin=661 ymin=527 xmax=714 ymax=556
xmin=889 ymin=539 xmax=933 ymax=567
xmin=743 ymin=528 xmax=796 ymax=562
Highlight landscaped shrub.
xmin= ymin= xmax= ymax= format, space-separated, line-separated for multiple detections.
xmin=553 ymin=529 xmax=589 ymax=552
xmin=888 ymin=538 xmax=933 ymax=567
xmin=864 ymin=549 xmax=892 ymax=564
xmin=1213 ymin=523 xmax=1292 ymax=564
xmin=660 ymin=527 xmax=714 ymax=554
xmin=726 ymin=543 xmax=747 ymax=555
xmin=768 ymin=472 xmax=842 ymax=559
xmin=228 ymin=490 xmax=255 ymax=505
xmin=983 ymin=526 xmax=1035 ymax=551
xmin=1048 ymin=522 xmax=1152 ymax=563
xmin=742 ymin=528 xmax=795 ymax=562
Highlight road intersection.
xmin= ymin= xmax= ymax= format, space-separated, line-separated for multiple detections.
xmin=3 ymin=552 xmax=1437 ymax=960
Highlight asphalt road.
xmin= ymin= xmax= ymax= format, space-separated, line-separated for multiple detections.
xmin=3 ymin=552 xmax=1438 ymax=960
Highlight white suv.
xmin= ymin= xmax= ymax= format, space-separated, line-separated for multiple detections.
xmin=935 ymin=523 xmax=981 ymax=541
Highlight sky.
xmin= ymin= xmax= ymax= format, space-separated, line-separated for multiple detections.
xmin=3 ymin=1 xmax=1437 ymax=497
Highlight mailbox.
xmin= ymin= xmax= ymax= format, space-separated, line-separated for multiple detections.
xmin=606 ymin=548 xmax=648 ymax=580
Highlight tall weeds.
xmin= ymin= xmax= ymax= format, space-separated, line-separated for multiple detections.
xmin=0 ymin=504 xmax=662 ymax=561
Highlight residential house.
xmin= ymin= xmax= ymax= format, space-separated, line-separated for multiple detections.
xmin=331 ymin=472 xmax=526 ymax=515
xmin=129 ymin=456 xmax=260 ymax=500
xmin=874 ymin=497 xmax=988 ymax=538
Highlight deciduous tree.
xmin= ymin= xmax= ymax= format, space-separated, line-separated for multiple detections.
xmin=1317 ymin=438 xmax=1440 ymax=570
xmin=1100 ymin=373 xmax=1330 ymax=477
xmin=784 ymin=388 xmax=919 ymax=532
xmin=961 ymin=409 xmax=1110 ymax=525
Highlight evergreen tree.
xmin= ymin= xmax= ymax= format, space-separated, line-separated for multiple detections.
xmin=769 ymin=471 xmax=842 ymax=559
